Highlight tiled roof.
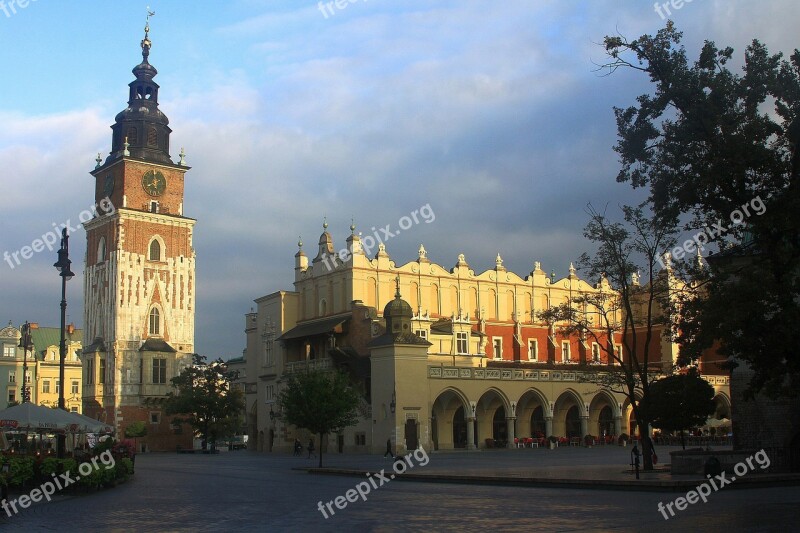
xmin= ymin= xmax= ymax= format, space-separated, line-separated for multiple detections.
xmin=29 ymin=327 xmax=83 ymax=357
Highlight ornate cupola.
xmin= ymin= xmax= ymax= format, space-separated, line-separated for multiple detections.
xmin=107 ymin=18 xmax=173 ymax=165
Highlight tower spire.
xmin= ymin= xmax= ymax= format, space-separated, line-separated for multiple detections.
xmin=142 ymin=8 xmax=155 ymax=61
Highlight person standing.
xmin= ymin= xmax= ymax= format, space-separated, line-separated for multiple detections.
xmin=383 ymin=438 xmax=395 ymax=459
xmin=307 ymin=438 xmax=316 ymax=459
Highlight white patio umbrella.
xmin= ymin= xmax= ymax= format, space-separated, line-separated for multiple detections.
xmin=0 ymin=403 xmax=113 ymax=433
xmin=0 ymin=403 xmax=76 ymax=431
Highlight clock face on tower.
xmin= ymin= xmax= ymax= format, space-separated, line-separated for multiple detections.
xmin=103 ymin=174 xmax=115 ymax=197
xmin=142 ymin=169 xmax=167 ymax=196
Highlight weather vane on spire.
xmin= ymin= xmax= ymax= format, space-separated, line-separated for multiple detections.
xmin=142 ymin=6 xmax=155 ymax=57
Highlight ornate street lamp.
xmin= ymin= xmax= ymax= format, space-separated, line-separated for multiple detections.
xmin=17 ymin=321 xmax=37 ymax=403
xmin=53 ymin=228 xmax=74 ymax=458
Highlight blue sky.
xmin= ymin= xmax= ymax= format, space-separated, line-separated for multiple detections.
xmin=1 ymin=0 xmax=798 ymax=357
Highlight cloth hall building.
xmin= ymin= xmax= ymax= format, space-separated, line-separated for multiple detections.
xmin=236 ymin=226 xmax=731 ymax=455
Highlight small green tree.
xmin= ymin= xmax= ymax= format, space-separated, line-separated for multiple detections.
xmin=278 ymin=369 xmax=361 ymax=467
xmin=642 ymin=368 xmax=716 ymax=449
xmin=124 ymin=420 xmax=147 ymax=452
xmin=165 ymin=354 xmax=244 ymax=451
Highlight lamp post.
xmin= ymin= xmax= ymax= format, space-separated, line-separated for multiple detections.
xmin=18 ymin=321 xmax=37 ymax=403
xmin=53 ymin=228 xmax=74 ymax=458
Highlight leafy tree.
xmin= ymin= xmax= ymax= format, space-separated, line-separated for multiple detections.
xmin=165 ymin=354 xmax=244 ymax=451
xmin=278 ymin=369 xmax=361 ymax=468
xmin=124 ymin=420 xmax=147 ymax=452
xmin=641 ymin=368 xmax=716 ymax=449
xmin=602 ymin=22 xmax=800 ymax=398
xmin=539 ymin=204 xmax=678 ymax=470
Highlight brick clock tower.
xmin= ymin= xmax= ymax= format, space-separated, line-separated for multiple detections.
xmin=82 ymin=22 xmax=195 ymax=451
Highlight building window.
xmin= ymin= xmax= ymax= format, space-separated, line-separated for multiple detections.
xmin=592 ymin=343 xmax=601 ymax=363
xmin=493 ymin=337 xmax=502 ymax=360
xmin=149 ymin=308 xmax=161 ymax=336
xmin=150 ymin=412 xmax=161 ymax=424
xmin=149 ymin=239 xmax=161 ymax=261
xmin=72 ymin=380 xmax=79 ymax=394
xmin=153 ymin=358 xmax=167 ymax=384
xmin=528 ymin=339 xmax=538 ymax=361
xmin=415 ymin=329 xmax=428 ymax=341
xmin=456 ymin=332 xmax=468 ymax=355
xmin=70 ymin=407 xmax=78 ymax=413
xmin=615 ymin=345 xmax=623 ymax=364
xmin=3 ymin=345 xmax=14 ymax=358
xmin=99 ymin=358 xmax=106 ymax=384
xmin=43 ymin=380 xmax=50 ymax=394
xmin=87 ymin=359 xmax=94 ymax=385
xmin=355 ymin=433 xmax=366 ymax=446
xmin=8 ymin=372 xmax=15 ymax=383
xmin=149 ymin=201 xmax=159 ymax=214
xmin=8 ymin=390 xmax=15 ymax=404
xmin=97 ymin=237 xmax=106 ymax=264
xmin=126 ymin=127 xmax=138 ymax=144
xmin=562 ymin=341 xmax=571 ymax=363
xmin=24 ymin=371 xmax=30 ymax=384
xmin=263 ymin=340 xmax=273 ymax=367
xmin=139 ymin=358 xmax=143 ymax=384
xmin=147 ymin=127 xmax=157 ymax=147
xmin=56 ymin=380 xmax=61 ymax=394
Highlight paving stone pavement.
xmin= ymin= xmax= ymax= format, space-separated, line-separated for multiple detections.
xmin=1 ymin=447 xmax=798 ymax=532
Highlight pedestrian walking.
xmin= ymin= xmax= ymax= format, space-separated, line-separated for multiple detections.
xmin=307 ymin=438 xmax=316 ymax=459
xmin=293 ymin=438 xmax=302 ymax=456
xmin=631 ymin=443 xmax=641 ymax=480
xmin=383 ymin=438 xmax=394 ymax=459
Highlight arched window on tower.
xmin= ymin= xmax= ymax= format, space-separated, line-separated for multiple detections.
xmin=147 ymin=127 xmax=157 ymax=147
xmin=149 ymin=239 xmax=161 ymax=262
xmin=126 ymin=127 xmax=138 ymax=145
xmin=149 ymin=308 xmax=161 ymax=336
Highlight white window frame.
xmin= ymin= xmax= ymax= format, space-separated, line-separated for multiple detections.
xmin=456 ymin=332 xmax=469 ymax=355
xmin=528 ymin=339 xmax=538 ymax=361
xmin=415 ymin=329 xmax=428 ymax=341
xmin=493 ymin=337 xmax=502 ymax=360
xmin=3 ymin=345 xmax=15 ymax=358
xmin=8 ymin=372 xmax=15 ymax=383
xmin=561 ymin=341 xmax=571 ymax=363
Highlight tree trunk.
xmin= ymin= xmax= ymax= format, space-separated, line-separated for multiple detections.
xmin=638 ymin=420 xmax=653 ymax=471
xmin=318 ymin=432 xmax=324 ymax=468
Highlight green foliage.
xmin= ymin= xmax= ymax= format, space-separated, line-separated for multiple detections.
xmin=40 ymin=457 xmax=60 ymax=476
xmin=165 ymin=354 xmax=245 ymax=450
xmin=642 ymin=369 xmax=716 ymax=437
xmin=8 ymin=457 xmax=35 ymax=486
xmin=124 ymin=420 xmax=148 ymax=439
xmin=116 ymin=457 xmax=134 ymax=480
xmin=278 ymin=369 xmax=361 ymax=467
xmin=603 ymin=22 xmax=800 ymax=398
